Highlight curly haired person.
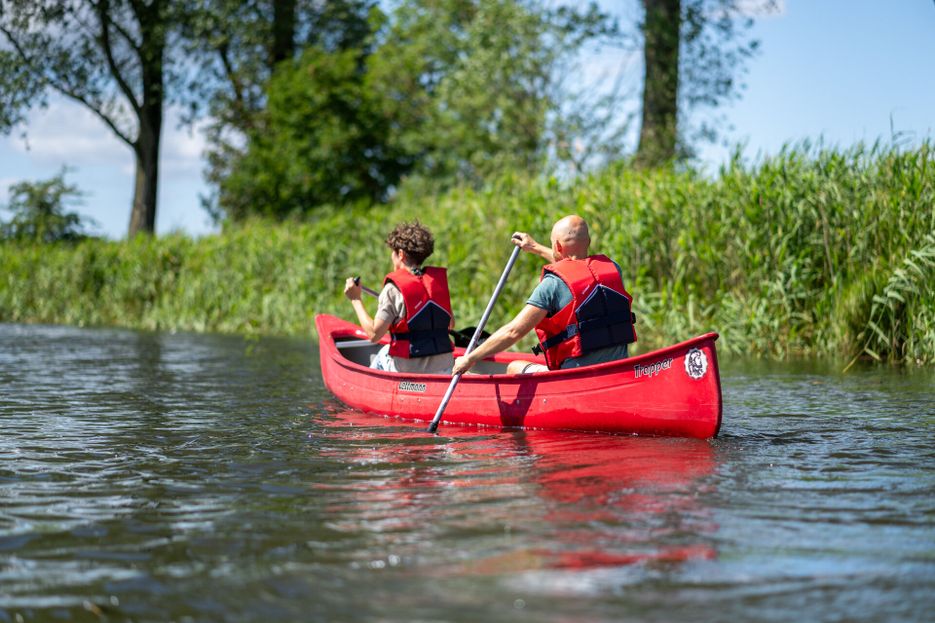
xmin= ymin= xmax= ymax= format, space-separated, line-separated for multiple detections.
xmin=344 ymin=222 xmax=455 ymax=374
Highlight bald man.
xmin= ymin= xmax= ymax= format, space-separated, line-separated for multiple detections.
xmin=452 ymin=215 xmax=637 ymax=375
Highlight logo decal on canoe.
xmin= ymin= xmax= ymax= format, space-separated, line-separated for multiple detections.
xmin=684 ymin=348 xmax=708 ymax=379
xmin=634 ymin=357 xmax=673 ymax=379
xmin=398 ymin=381 xmax=427 ymax=393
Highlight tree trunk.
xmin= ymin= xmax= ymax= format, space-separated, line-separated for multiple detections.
xmin=636 ymin=0 xmax=681 ymax=168
xmin=127 ymin=2 xmax=166 ymax=238
xmin=128 ymin=121 xmax=160 ymax=236
xmin=270 ymin=0 xmax=297 ymax=67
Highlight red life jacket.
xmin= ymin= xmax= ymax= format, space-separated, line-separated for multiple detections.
xmin=384 ymin=266 xmax=454 ymax=359
xmin=533 ymin=255 xmax=637 ymax=370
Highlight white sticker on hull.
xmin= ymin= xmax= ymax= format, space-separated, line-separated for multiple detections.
xmin=398 ymin=381 xmax=427 ymax=393
xmin=685 ymin=348 xmax=708 ymax=379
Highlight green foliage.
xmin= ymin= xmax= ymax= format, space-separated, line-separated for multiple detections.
xmin=0 ymin=48 xmax=47 ymax=132
xmin=1 ymin=142 xmax=933 ymax=366
xmin=370 ymin=0 xmax=580 ymax=185
xmin=371 ymin=0 xmax=617 ymax=187
xmin=212 ymin=0 xmax=617 ymax=221
xmin=1 ymin=171 xmax=93 ymax=243
xmin=844 ymin=232 xmax=935 ymax=368
xmin=188 ymin=1 xmax=378 ymax=218
xmin=216 ymin=46 xmax=411 ymax=219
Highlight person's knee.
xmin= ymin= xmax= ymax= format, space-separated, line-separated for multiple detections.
xmin=507 ymin=360 xmax=547 ymax=375
xmin=506 ymin=360 xmax=526 ymax=375
xmin=370 ymin=344 xmax=396 ymax=371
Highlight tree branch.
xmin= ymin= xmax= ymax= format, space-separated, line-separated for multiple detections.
xmin=51 ymin=82 xmax=135 ymax=148
xmin=0 ymin=24 xmax=44 ymax=73
xmin=2 ymin=18 xmax=136 ymax=148
xmin=94 ymin=0 xmax=142 ymax=116
xmin=92 ymin=1 xmax=142 ymax=55
xmin=218 ymin=42 xmax=255 ymax=130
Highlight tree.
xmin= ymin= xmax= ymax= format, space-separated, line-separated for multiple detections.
xmin=1 ymin=170 xmax=94 ymax=243
xmin=180 ymin=0 xmax=377 ymax=219
xmin=215 ymin=46 xmax=412 ymax=219
xmin=368 ymin=0 xmax=616 ymax=188
xmin=208 ymin=0 xmax=617 ymax=221
xmin=635 ymin=0 xmax=774 ymax=167
xmin=182 ymin=0 xmax=375 ymax=133
xmin=635 ymin=0 xmax=680 ymax=167
xmin=0 ymin=0 xmax=189 ymax=237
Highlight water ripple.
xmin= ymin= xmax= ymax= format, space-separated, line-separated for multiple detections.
xmin=1 ymin=324 xmax=933 ymax=622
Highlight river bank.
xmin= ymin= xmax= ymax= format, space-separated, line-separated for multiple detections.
xmin=2 ymin=142 xmax=933 ymax=364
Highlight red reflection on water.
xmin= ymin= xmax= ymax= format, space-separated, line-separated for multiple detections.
xmin=312 ymin=408 xmax=718 ymax=572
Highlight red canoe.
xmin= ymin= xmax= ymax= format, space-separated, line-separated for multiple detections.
xmin=315 ymin=314 xmax=722 ymax=438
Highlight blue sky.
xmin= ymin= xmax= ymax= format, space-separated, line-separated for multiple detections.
xmin=1 ymin=0 xmax=933 ymax=239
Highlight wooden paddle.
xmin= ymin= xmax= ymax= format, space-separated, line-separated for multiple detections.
xmin=427 ymin=239 xmax=523 ymax=434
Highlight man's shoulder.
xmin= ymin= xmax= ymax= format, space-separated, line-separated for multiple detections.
xmin=589 ymin=255 xmax=624 ymax=279
xmin=536 ymin=273 xmax=569 ymax=293
xmin=527 ymin=273 xmax=571 ymax=312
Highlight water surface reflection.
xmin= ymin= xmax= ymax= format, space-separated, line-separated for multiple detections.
xmin=1 ymin=324 xmax=933 ymax=622
xmin=315 ymin=409 xmax=719 ymax=576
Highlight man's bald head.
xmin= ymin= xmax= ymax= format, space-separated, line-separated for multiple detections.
xmin=550 ymin=215 xmax=591 ymax=259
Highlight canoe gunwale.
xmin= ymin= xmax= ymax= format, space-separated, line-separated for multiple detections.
xmin=315 ymin=314 xmax=723 ymax=439
xmin=321 ymin=315 xmax=719 ymax=384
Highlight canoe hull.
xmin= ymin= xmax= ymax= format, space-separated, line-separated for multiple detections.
xmin=315 ymin=314 xmax=722 ymax=438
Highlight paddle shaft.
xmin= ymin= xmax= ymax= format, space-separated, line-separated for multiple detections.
xmin=427 ymin=243 xmax=523 ymax=433
xmin=352 ymin=276 xmax=380 ymax=298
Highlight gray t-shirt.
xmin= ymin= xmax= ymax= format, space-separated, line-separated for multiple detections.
xmin=373 ymin=282 xmax=453 ymax=374
xmin=526 ymin=262 xmax=630 ymax=369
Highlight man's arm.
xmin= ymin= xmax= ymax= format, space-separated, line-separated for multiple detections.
xmin=452 ymin=304 xmax=548 ymax=375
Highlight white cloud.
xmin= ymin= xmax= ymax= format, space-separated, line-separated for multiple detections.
xmin=0 ymin=97 xmax=215 ymax=238
xmin=9 ymin=100 xmax=131 ymax=166
xmin=9 ymin=98 xmax=208 ymax=178
xmin=161 ymin=119 xmax=208 ymax=176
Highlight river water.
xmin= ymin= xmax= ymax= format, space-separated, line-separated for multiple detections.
xmin=1 ymin=324 xmax=933 ymax=622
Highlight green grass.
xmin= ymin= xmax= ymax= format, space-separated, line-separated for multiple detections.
xmin=2 ymin=141 xmax=933 ymax=365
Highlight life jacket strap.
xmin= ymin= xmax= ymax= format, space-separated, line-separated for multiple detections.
xmin=531 ymin=312 xmax=636 ymax=356
xmin=532 ymin=324 xmax=579 ymax=355
xmin=390 ymin=328 xmax=451 ymax=342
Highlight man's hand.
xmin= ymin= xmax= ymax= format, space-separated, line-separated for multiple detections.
xmin=512 ymin=231 xmax=555 ymax=262
xmin=344 ymin=277 xmax=362 ymax=301
xmin=452 ymin=355 xmax=475 ymax=376
xmin=511 ymin=231 xmax=538 ymax=252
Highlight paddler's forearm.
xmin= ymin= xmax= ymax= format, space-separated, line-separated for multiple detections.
xmin=463 ymin=323 xmax=525 ymax=366
xmin=530 ymin=242 xmax=555 ymax=262
xmin=461 ymin=305 xmax=547 ymax=367
xmin=349 ymin=299 xmax=377 ymax=339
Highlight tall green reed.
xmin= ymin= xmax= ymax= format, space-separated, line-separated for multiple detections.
xmin=1 ymin=141 xmax=932 ymax=364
